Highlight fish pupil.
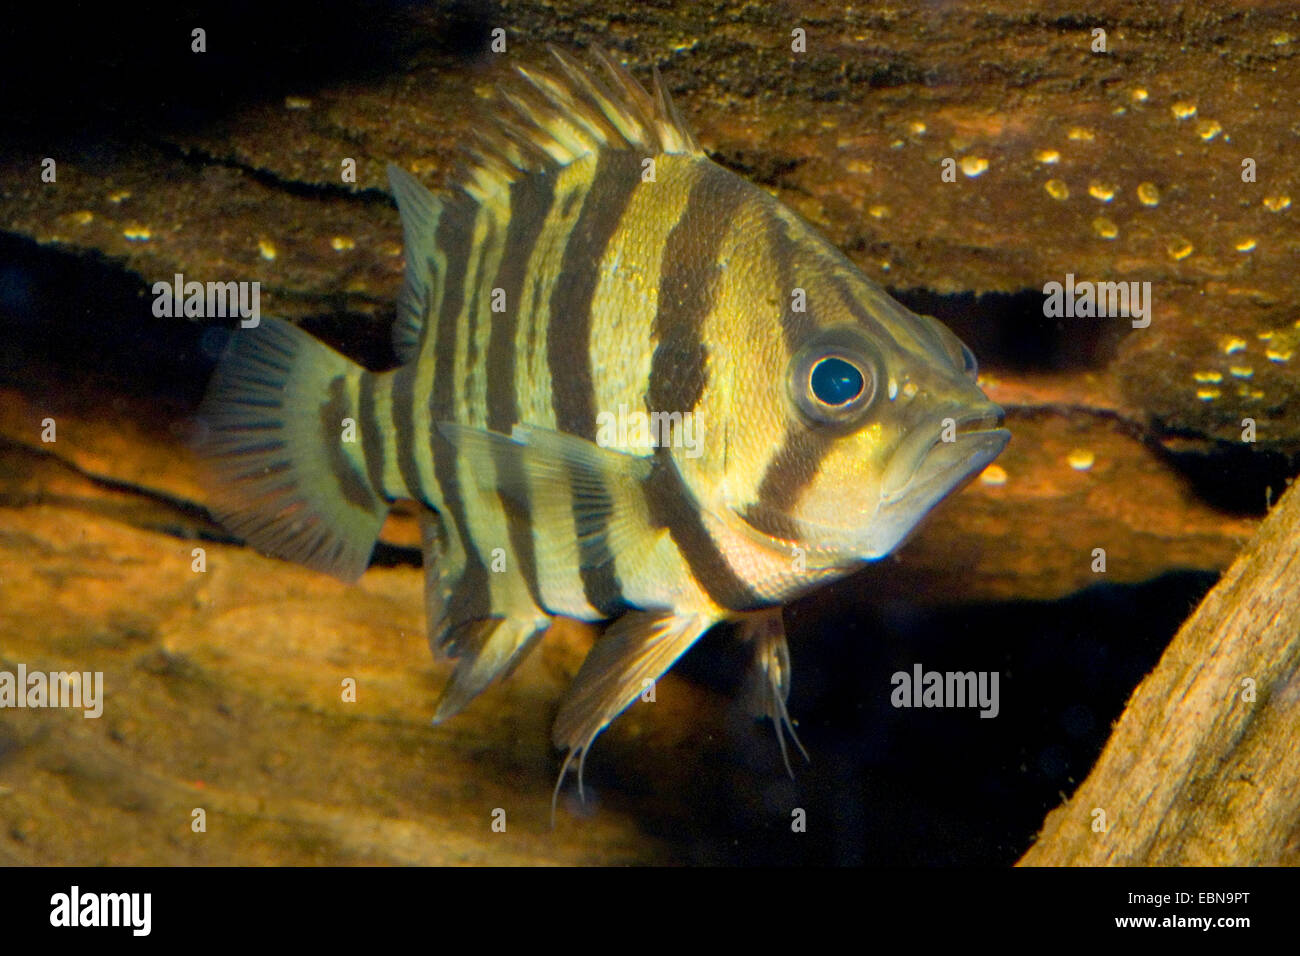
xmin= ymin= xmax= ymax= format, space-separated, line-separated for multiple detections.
xmin=810 ymin=356 xmax=865 ymax=406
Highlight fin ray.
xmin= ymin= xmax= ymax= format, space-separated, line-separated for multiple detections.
xmin=386 ymin=47 xmax=700 ymax=363
xmin=453 ymin=45 xmax=701 ymax=204
xmin=437 ymin=422 xmax=660 ymax=573
xmin=386 ymin=164 xmax=446 ymax=363
xmin=197 ymin=318 xmax=388 ymax=581
xmin=551 ymin=609 xmax=717 ymax=812
xmin=739 ymin=610 xmax=809 ymax=775
xmin=433 ymin=616 xmax=550 ymax=723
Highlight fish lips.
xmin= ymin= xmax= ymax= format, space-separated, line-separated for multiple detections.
xmin=865 ymin=422 xmax=1010 ymax=557
xmin=885 ymin=426 xmax=1010 ymax=505
xmin=729 ymin=409 xmax=1009 ymax=563
xmin=881 ymin=404 xmax=1007 ymax=502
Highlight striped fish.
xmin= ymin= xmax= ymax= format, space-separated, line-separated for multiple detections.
xmin=198 ymin=46 xmax=1009 ymax=802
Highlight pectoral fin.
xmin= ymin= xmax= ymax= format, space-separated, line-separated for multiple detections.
xmin=437 ymin=421 xmax=658 ymax=571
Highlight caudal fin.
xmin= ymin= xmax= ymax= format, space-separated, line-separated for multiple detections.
xmin=196 ymin=317 xmax=389 ymax=581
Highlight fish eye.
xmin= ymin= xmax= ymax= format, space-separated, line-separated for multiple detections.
xmin=789 ymin=334 xmax=880 ymax=426
xmin=809 ymin=356 xmax=865 ymax=406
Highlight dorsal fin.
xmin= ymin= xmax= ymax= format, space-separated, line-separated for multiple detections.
xmin=456 ymin=45 xmax=702 ymax=203
xmin=387 ymin=164 xmax=447 ymax=363
xmin=387 ymin=46 xmax=701 ymax=363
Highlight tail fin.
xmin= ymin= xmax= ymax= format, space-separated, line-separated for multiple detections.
xmin=196 ymin=317 xmax=389 ymax=581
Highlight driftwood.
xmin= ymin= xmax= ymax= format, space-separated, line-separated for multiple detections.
xmin=1020 ymin=480 xmax=1300 ymax=866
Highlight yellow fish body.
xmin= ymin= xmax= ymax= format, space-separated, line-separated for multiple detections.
xmin=199 ymin=47 xmax=1009 ymax=797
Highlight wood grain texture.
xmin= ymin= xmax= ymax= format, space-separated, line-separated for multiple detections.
xmin=1020 ymin=479 xmax=1300 ymax=865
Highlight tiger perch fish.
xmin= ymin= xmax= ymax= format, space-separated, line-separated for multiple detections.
xmin=198 ymin=46 xmax=1010 ymax=809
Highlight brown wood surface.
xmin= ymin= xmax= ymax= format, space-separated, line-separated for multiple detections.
xmin=1021 ymin=479 xmax=1300 ymax=865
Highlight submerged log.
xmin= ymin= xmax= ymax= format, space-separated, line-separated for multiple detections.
xmin=1020 ymin=480 xmax=1300 ymax=866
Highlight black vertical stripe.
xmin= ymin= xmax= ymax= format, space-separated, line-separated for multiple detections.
xmin=490 ymin=442 xmax=544 ymax=611
xmin=753 ymin=209 xmax=841 ymax=525
xmin=487 ymin=176 xmax=557 ymax=613
xmin=764 ymin=213 xmax=816 ymax=356
xmin=645 ymin=448 xmax=763 ymax=611
xmin=648 ymin=163 xmax=749 ymax=418
xmin=430 ymin=197 xmax=493 ymax=629
xmin=319 ymin=375 xmax=379 ymax=512
xmin=357 ymin=372 xmax=389 ymax=501
xmin=547 ymin=151 xmax=643 ymax=440
xmin=432 ymin=453 xmax=494 ymax=636
xmin=432 ymin=197 xmax=473 ymax=420
xmin=761 ymin=265 xmax=898 ymax=521
xmin=390 ymin=364 xmax=424 ymax=506
xmin=560 ymin=188 xmax=582 ymax=219
xmin=640 ymin=164 xmax=757 ymax=610
xmin=571 ymin=464 xmax=627 ymax=619
xmin=748 ymin=430 xmax=834 ymax=540
xmin=546 ymin=151 xmax=642 ymax=616
xmin=523 ymin=272 xmax=548 ymax=381
xmin=767 ymin=209 xmax=816 ymax=353
xmin=488 ymin=175 xmax=556 ymax=432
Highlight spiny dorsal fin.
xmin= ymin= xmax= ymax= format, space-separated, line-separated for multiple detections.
xmin=386 ymin=47 xmax=700 ymax=364
xmin=456 ymin=44 xmax=702 ymax=203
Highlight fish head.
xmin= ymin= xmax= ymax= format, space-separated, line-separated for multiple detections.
xmin=722 ymin=221 xmax=1009 ymax=568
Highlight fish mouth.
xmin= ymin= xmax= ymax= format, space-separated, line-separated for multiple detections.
xmin=848 ymin=409 xmax=1007 ymax=559
xmin=727 ymin=404 xmax=1009 ymax=564
xmin=881 ymin=406 xmax=1008 ymax=505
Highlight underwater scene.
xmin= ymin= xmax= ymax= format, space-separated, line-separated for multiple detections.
xmin=0 ymin=0 xmax=1297 ymax=881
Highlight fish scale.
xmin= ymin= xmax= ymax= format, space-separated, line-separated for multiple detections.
xmin=197 ymin=45 xmax=1009 ymax=805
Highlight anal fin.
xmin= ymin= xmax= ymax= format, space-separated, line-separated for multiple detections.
xmin=433 ymin=615 xmax=550 ymax=723
xmin=417 ymin=508 xmax=550 ymax=723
